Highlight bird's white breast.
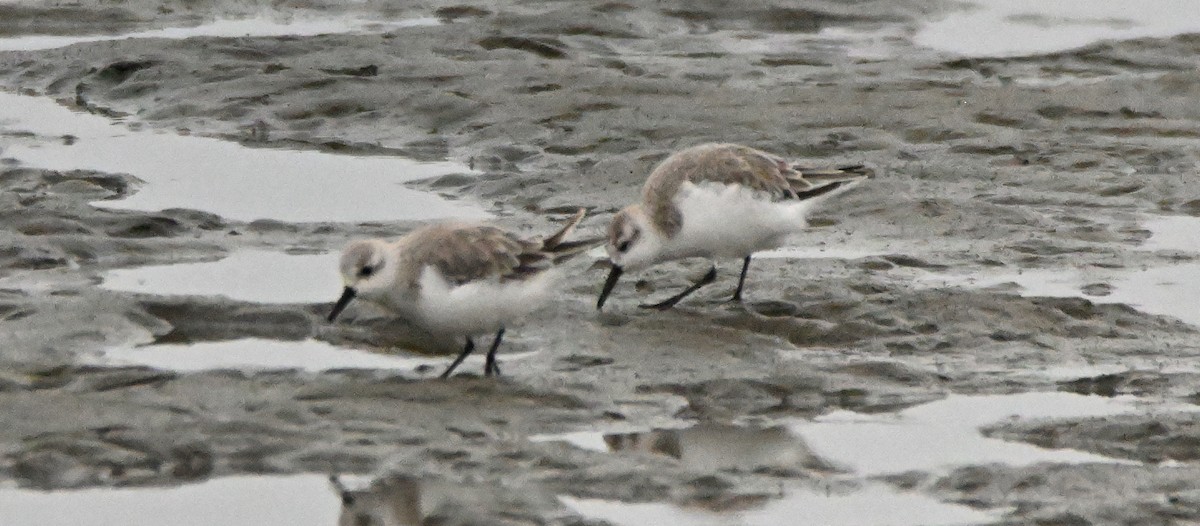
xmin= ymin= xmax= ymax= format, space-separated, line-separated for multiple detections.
xmin=666 ymin=182 xmax=812 ymax=258
xmin=413 ymin=265 xmax=562 ymax=336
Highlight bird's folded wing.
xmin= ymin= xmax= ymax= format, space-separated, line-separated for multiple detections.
xmin=420 ymin=226 xmax=543 ymax=285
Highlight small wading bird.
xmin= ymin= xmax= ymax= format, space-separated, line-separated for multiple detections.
xmin=328 ymin=210 xmax=599 ymax=378
xmin=597 ymin=143 xmax=873 ymax=310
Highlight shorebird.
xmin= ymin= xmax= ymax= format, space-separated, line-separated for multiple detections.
xmin=597 ymin=143 xmax=873 ymax=310
xmin=328 ymin=210 xmax=599 ymax=378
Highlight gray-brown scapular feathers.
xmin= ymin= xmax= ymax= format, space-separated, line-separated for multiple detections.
xmin=394 ymin=208 xmax=597 ymax=289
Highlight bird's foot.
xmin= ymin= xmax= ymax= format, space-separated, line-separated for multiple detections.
xmin=485 ymin=361 xmax=502 ymax=377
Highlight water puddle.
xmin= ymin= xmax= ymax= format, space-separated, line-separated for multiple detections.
xmin=1105 ymin=263 xmax=1200 ymax=325
xmin=0 ymin=474 xmax=340 ymax=526
xmin=561 ymin=485 xmax=997 ymax=526
xmin=0 ymin=15 xmax=439 ymax=52
xmin=101 ymin=250 xmax=339 ymax=304
xmin=544 ymin=424 xmax=995 ymax=525
xmin=925 ymin=215 xmax=1200 ymax=326
xmin=915 ymin=0 xmax=1200 ymax=57
xmin=930 ymin=268 xmax=1101 ymax=299
xmin=333 ymin=474 xmax=564 ymax=525
xmin=1138 ymin=215 xmax=1200 ymax=252
xmin=928 ymin=263 xmax=1200 ymax=327
xmin=97 ymin=338 xmax=537 ymax=373
xmin=541 ymin=392 xmax=1197 ymax=525
xmin=791 ymin=392 xmax=1170 ymax=475
xmin=540 ymin=392 xmax=1165 ymax=476
xmin=538 ymin=423 xmax=831 ymax=473
xmin=3 ymin=472 xmax=561 ymax=525
xmin=0 ymin=91 xmax=487 ymax=222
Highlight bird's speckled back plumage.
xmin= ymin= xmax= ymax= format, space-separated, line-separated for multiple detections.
xmin=395 ymin=209 xmax=596 ymax=289
xmin=640 ymin=143 xmax=873 ymax=237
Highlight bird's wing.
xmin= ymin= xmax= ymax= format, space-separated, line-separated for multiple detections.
xmin=414 ymin=225 xmax=541 ymax=285
xmin=645 ymin=143 xmax=796 ymax=203
xmin=410 ymin=211 xmax=599 ymax=286
xmin=784 ymin=164 xmax=875 ymax=201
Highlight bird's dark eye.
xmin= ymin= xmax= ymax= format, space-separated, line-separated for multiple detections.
xmin=358 ymin=265 xmax=374 ymax=277
xmin=617 ymin=241 xmax=631 ymax=252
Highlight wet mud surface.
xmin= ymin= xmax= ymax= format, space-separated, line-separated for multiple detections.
xmin=1 ymin=0 xmax=1200 ymax=524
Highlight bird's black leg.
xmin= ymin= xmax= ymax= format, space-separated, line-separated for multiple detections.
xmin=731 ymin=255 xmax=752 ymax=302
xmin=440 ymin=338 xmax=475 ymax=379
xmin=639 ymin=265 xmax=718 ymax=310
xmin=484 ymin=327 xmax=505 ymax=377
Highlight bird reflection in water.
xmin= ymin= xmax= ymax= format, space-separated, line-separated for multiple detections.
xmin=603 ymin=423 xmax=836 ymax=474
xmin=329 ymin=474 xmax=560 ymax=526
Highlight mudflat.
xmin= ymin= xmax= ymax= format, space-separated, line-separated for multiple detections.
xmin=1 ymin=1 xmax=1199 ymax=524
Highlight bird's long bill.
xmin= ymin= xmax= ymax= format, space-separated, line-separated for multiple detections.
xmin=597 ymin=264 xmax=623 ymax=310
xmin=327 ymin=287 xmax=357 ymax=322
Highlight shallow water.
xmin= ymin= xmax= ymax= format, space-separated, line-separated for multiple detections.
xmin=792 ymin=392 xmax=1169 ymax=475
xmin=928 ymin=215 xmax=1200 ymax=327
xmin=934 ymin=261 xmax=1200 ymax=326
xmin=0 ymin=15 xmax=438 ymax=51
xmin=914 ymin=0 xmax=1200 ymax=57
xmin=551 ymin=423 xmax=828 ymax=473
xmin=540 ymin=392 xmax=1162 ymax=476
xmin=1138 ymin=215 xmax=1200 ymax=253
xmin=98 ymin=338 xmax=538 ymax=373
xmin=2 ymin=472 xmax=559 ymax=525
xmin=0 ymin=475 xmax=340 ymax=526
xmin=561 ymin=484 xmax=997 ymax=526
xmin=541 ymin=392 xmax=1195 ymax=525
xmin=1107 ymin=263 xmax=1200 ymax=324
xmin=0 ymin=91 xmax=487 ymax=222
xmin=101 ymin=250 xmax=340 ymax=303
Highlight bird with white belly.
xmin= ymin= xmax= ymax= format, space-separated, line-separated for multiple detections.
xmin=597 ymin=143 xmax=874 ymax=310
xmin=328 ymin=209 xmax=599 ymax=378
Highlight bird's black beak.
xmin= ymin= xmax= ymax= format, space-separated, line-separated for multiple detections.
xmin=328 ymin=287 xmax=356 ymax=322
xmin=597 ymin=264 xmax=623 ymax=310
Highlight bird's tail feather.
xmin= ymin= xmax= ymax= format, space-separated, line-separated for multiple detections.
xmin=542 ymin=208 xmax=603 ymax=262
xmin=543 ymin=208 xmax=586 ymax=249
xmin=787 ymin=165 xmax=874 ymax=201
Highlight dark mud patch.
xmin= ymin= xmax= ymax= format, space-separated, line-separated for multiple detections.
xmin=1 ymin=364 xmax=601 ymax=490
xmin=1 ymin=167 xmax=136 ymax=199
xmin=932 ymin=464 xmax=1200 ymax=524
xmin=139 ymin=298 xmax=316 ymax=344
xmin=986 ymin=411 xmax=1200 ymax=464
xmin=477 ymin=36 xmax=567 ymax=59
xmin=1058 ymin=370 xmax=1182 ymax=398
xmin=0 ymin=5 xmax=143 ymax=38
xmin=435 ymin=5 xmax=492 ymax=22
xmin=132 ymin=294 xmax=458 ymax=356
xmin=716 ymin=282 xmax=1181 ymax=356
xmin=661 ymin=4 xmax=903 ymax=33
xmin=0 ymin=168 xmax=220 ymax=243
xmin=91 ymin=60 xmax=157 ymax=85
